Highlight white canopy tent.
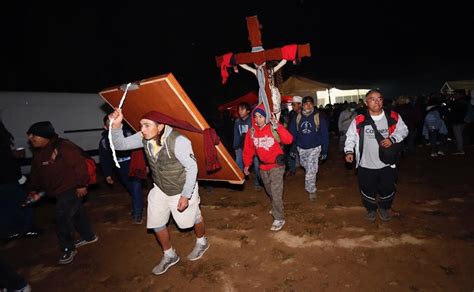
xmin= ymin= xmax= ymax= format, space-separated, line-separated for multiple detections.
xmin=280 ymin=75 xmax=370 ymax=106
xmin=440 ymin=80 xmax=474 ymax=94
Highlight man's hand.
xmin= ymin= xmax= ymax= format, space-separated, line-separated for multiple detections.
xmin=177 ymin=196 xmax=189 ymax=212
xmin=76 ymin=187 xmax=88 ymax=198
xmin=243 ymin=166 xmax=250 ymax=176
xmin=105 ymin=176 xmax=114 ymax=185
xmin=345 ymin=153 xmax=354 ymax=163
xmin=380 ymin=138 xmax=393 ymax=148
xmin=108 ymin=108 xmax=123 ymax=129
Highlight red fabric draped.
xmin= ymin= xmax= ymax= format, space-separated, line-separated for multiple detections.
xmin=141 ymin=111 xmax=222 ymax=173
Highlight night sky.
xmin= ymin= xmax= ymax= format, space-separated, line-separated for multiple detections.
xmin=2 ymin=1 xmax=474 ymax=111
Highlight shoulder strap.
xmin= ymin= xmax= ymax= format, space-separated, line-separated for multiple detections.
xmin=296 ymin=113 xmax=302 ymax=131
xmin=296 ymin=112 xmax=320 ymax=130
xmin=366 ymin=115 xmax=385 ymax=142
xmin=314 ymin=112 xmax=320 ymax=129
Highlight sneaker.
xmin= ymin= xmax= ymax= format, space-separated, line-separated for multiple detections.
xmin=309 ymin=192 xmax=317 ymax=202
xmin=14 ymin=283 xmax=32 ymax=292
xmin=132 ymin=217 xmax=143 ymax=225
xmin=270 ymin=219 xmax=285 ymax=231
xmin=452 ymin=151 xmax=465 ymax=155
xmin=187 ymin=239 xmax=210 ymax=261
xmin=58 ymin=249 xmax=77 ymax=265
xmin=377 ymin=208 xmax=391 ymax=221
xmin=437 ymin=151 xmax=445 ymax=156
xmin=430 ymin=153 xmax=438 ymax=157
xmin=365 ymin=210 xmax=376 ymax=222
xmin=75 ymin=235 xmax=98 ymax=248
xmin=152 ymin=253 xmax=180 ymax=275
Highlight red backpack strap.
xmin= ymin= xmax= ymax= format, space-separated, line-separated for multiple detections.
xmin=355 ymin=114 xmax=366 ymax=134
xmin=387 ymin=110 xmax=399 ymax=135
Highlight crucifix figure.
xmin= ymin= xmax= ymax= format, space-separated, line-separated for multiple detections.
xmin=216 ymin=15 xmax=311 ymax=122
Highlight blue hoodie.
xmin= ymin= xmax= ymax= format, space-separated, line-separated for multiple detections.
xmin=289 ymin=111 xmax=329 ymax=155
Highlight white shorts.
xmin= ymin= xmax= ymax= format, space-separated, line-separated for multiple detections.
xmin=146 ymin=183 xmax=201 ymax=229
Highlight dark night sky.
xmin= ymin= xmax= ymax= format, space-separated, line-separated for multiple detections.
xmin=2 ymin=1 xmax=474 ymax=112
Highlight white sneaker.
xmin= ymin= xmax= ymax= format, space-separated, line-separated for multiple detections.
xmin=187 ymin=239 xmax=210 ymax=261
xmin=430 ymin=153 xmax=438 ymax=157
xmin=270 ymin=219 xmax=285 ymax=231
xmin=437 ymin=151 xmax=445 ymax=156
xmin=152 ymin=253 xmax=180 ymax=275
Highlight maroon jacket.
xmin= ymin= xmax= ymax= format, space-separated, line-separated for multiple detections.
xmin=29 ymin=137 xmax=89 ymax=195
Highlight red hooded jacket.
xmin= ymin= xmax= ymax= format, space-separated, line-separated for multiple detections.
xmin=242 ymin=104 xmax=293 ymax=171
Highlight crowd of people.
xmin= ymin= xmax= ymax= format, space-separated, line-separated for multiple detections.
xmin=1 ymin=88 xmax=473 ymax=289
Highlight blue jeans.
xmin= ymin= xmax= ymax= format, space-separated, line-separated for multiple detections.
xmin=0 ymin=182 xmax=33 ymax=238
xmin=118 ymin=160 xmax=144 ymax=218
xmin=235 ymin=149 xmax=261 ymax=186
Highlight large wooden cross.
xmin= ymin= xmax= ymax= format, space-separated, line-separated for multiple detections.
xmin=216 ymin=15 xmax=311 ymax=112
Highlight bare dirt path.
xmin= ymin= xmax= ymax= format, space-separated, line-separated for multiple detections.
xmin=2 ymin=143 xmax=473 ymax=291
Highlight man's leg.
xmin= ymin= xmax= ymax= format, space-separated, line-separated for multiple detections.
xmin=56 ymin=190 xmax=81 ymax=264
xmin=298 ymin=147 xmax=321 ymax=201
xmin=377 ymin=166 xmax=397 ymax=216
xmin=154 ymin=228 xmax=172 ymax=251
xmin=357 ymin=167 xmax=379 ymax=221
xmin=268 ymin=167 xmax=285 ymax=221
xmin=152 ymin=226 xmax=180 ymax=275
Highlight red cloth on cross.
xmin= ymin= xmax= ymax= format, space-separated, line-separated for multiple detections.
xmin=281 ymin=44 xmax=297 ymax=61
xmin=220 ymin=53 xmax=233 ymax=84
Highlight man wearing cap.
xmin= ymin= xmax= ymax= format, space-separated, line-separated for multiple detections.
xmin=108 ymin=109 xmax=210 ymax=276
xmin=289 ymin=96 xmax=329 ymax=202
xmin=27 ymin=121 xmax=97 ymax=265
xmin=285 ymin=96 xmax=303 ymax=177
xmin=242 ymin=105 xmax=293 ymax=231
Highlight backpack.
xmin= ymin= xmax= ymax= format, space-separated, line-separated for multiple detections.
xmin=296 ymin=112 xmax=320 ymax=131
xmin=250 ymin=124 xmax=281 ymax=143
xmin=50 ymin=139 xmax=97 ymax=185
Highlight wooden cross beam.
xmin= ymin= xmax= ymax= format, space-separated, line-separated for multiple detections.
xmin=216 ymin=15 xmax=311 ymax=111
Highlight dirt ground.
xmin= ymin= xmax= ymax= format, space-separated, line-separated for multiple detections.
xmin=2 ymin=140 xmax=474 ymax=292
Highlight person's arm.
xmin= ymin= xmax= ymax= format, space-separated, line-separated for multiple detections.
xmin=110 ymin=129 xmax=143 ymax=151
xmin=242 ymin=131 xmax=255 ymax=175
xmin=108 ymin=108 xmax=143 ymax=150
xmin=61 ymin=142 xmax=89 ymax=197
xmin=390 ymin=114 xmax=409 ymax=143
xmin=174 ymin=136 xmax=198 ymax=199
xmin=233 ymin=120 xmax=241 ymax=150
xmin=98 ymin=137 xmax=114 ymax=181
xmin=344 ymin=119 xmax=357 ymax=155
xmin=275 ymin=123 xmax=293 ymax=145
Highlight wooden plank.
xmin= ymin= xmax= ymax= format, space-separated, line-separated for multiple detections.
xmin=99 ymin=73 xmax=244 ymax=184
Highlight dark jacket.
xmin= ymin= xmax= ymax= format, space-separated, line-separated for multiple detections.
xmin=29 ymin=137 xmax=88 ymax=195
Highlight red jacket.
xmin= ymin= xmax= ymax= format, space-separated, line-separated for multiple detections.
xmin=29 ymin=137 xmax=89 ymax=195
xmin=243 ymin=105 xmax=293 ymax=171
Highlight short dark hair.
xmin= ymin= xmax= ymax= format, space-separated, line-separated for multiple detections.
xmin=238 ymin=102 xmax=251 ymax=112
xmin=302 ymin=96 xmax=314 ymax=104
xmin=365 ymin=89 xmax=383 ymax=98
xmin=103 ymin=114 xmax=110 ymax=125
